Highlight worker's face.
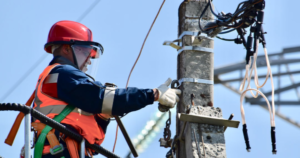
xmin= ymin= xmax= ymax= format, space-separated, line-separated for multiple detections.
xmin=81 ymin=56 xmax=91 ymax=73
xmin=72 ymin=45 xmax=94 ymax=72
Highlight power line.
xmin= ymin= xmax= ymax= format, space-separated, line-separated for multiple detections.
xmin=0 ymin=0 xmax=102 ymax=102
xmin=0 ymin=54 xmax=48 ymax=102
xmin=77 ymin=0 xmax=102 ymax=22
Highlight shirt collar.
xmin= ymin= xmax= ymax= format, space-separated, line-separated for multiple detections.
xmin=49 ymin=56 xmax=78 ymax=69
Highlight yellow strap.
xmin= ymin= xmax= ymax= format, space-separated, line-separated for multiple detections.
xmin=5 ymin=91 xmax=35 ymax=146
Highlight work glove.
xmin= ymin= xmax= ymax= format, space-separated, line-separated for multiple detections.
xmin=157 ymin=78 xmax=181 ymax=108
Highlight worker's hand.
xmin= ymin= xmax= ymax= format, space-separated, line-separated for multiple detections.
xmin=156 ymin=78 xmax=181 ymax=108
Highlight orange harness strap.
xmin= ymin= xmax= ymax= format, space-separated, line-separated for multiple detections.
xmin=31 ymin=122 xmax=61 ymax=149
xmin=5 ymin=91 xmax=35 ymax=146
xmin=65 ymin=137 xmax=80 ymax=158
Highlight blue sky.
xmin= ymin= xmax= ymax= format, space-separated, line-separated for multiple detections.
xmin=0 ymin=0 xmax=299 ymax=157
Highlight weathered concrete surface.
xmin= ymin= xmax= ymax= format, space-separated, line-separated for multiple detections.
xmin=176 ymin=1 xmax=227 ymax=158
xmin=185 ymin=107 xmax=226 ymax=158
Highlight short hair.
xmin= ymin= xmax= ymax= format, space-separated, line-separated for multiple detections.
xmin=52 ymin=45 xmax=62 ymax=56
xmin=51 ymin=45 xmax=60 ymax=53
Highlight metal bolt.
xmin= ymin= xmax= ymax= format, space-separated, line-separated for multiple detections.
xmin=191 ymin=94 xmax=195 ymax=106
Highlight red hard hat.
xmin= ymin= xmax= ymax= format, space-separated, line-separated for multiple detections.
xmin=44 ymin=20 xmax=103 ymax=57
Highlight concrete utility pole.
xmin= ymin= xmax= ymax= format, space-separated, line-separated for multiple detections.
xmin=176 ymin=0 xmax=227 ymax=157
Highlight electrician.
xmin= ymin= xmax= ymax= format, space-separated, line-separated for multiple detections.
xmin=30 ymin=20 xmax=181 ymax=158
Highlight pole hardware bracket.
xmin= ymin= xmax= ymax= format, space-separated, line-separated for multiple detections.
xmin=179 ymin=78 xmax=214 ymax=85
xmin=178 ymin=113 xmax=240 ymax=129
xmin=179 ymin=31 xmax=213 ymax=45
xmin=163 ymin=31 xmax=214 ymax=55
xmin=177 ymin=46 xmax=214 ymax=55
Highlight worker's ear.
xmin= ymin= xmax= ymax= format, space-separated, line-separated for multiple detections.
xmin=60 ymin=45 xmax=75 ymax=63
xmin=61 ymin=45 xmax=72 ymax=55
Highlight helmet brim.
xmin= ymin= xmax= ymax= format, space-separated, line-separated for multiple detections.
xmin=44 ymin=40 xmax=104 ymax=58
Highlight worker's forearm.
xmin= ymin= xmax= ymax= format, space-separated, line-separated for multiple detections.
xmin=111 ymin=88 xmax=154 ymax=116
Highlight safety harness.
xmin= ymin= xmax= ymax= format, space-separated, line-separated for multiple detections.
xmin=6 ymin=93 xmax=94 ymax=158
xmin=6 ymin=89 xmax=96 ymax=158
xmin=33 ymin=104 xmax=75 ymax=158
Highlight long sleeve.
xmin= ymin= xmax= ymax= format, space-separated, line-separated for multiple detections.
xmin=48 ymin=64 xmax=154 ymax=116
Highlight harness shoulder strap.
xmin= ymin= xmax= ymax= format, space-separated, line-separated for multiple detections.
xmin=34 ymin=104 xmax=75 ymax=158
xmin=5 ymin=63 xmax=60 ymax=146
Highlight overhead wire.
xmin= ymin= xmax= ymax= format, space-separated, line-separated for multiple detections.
xmin=112 ymin=0 xmax=166 ymax=153
xmin=125 ymin=0 xmax=166 ymax=88
xmin=77 ymin=0 xmax=102 ymax=22
xmin=0 ymin=0 xmax=102 ymax=102
xmin=0 ymin=53 xmax=47 ymax=102
xmin=216 ymin=36 xmax=235 ymax=41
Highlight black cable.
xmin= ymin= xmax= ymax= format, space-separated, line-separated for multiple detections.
xmin=0 ymin=0 xmax=102 ymax=102
xmin=216 ymin=36 xmax=235 ymax=41
xmin=198 ymin=1 xmax=211 ymax=33
xmin=236 ymin=27 xmax=247 ymax=47
xmin=203 ymin=0 xmax=254 ymax=34
xmin=271 ymin=127 xmax=277 ymax=154
xmin=245 ymin=33 xmax=254 ymax=64
xmin=226 ymin=4 xmax=251 ymax=23
xmin=242 ymin=124 xmax=251 ymax=152
xmin=208 ymin=0 xmax=221 ymax=19
xmin=209 ymin=0 xmax=250 ymax=23
xmin=203 ymin=0 xmax=263 ymax=32
xmin=218 ymin=28 xmax=236 ymax=34
xmin=235 ymin=1 xmax=248 ymax=13
xmin=231 ymin=0 xmax=263 ymax=21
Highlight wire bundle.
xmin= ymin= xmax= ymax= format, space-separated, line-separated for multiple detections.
xmin=199 ymin=0 xmax=264 ymax=38
xmin=239 ymin=40 xmax=276 ymax=153
xmin=199 ymin=0 xmax=277 ymax=154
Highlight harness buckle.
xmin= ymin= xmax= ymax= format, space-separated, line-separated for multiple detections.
xmin=105 ymin=82 xmax=117 ymax=88
xmin=50 ymin=144 xmax=64 ymax=155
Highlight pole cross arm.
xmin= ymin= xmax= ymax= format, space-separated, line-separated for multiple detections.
xmin=214 ymin=58 xmax=300 ymax=76
xmin=215 ymin=70 xmax=300 ymax=84
xmin=178 ymin=113 xmax=240 ymax=128
xmin=248 ymin=101 xmax=300 ymax=106
xmin=245 ymin=82 xmax=300 ymax=103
